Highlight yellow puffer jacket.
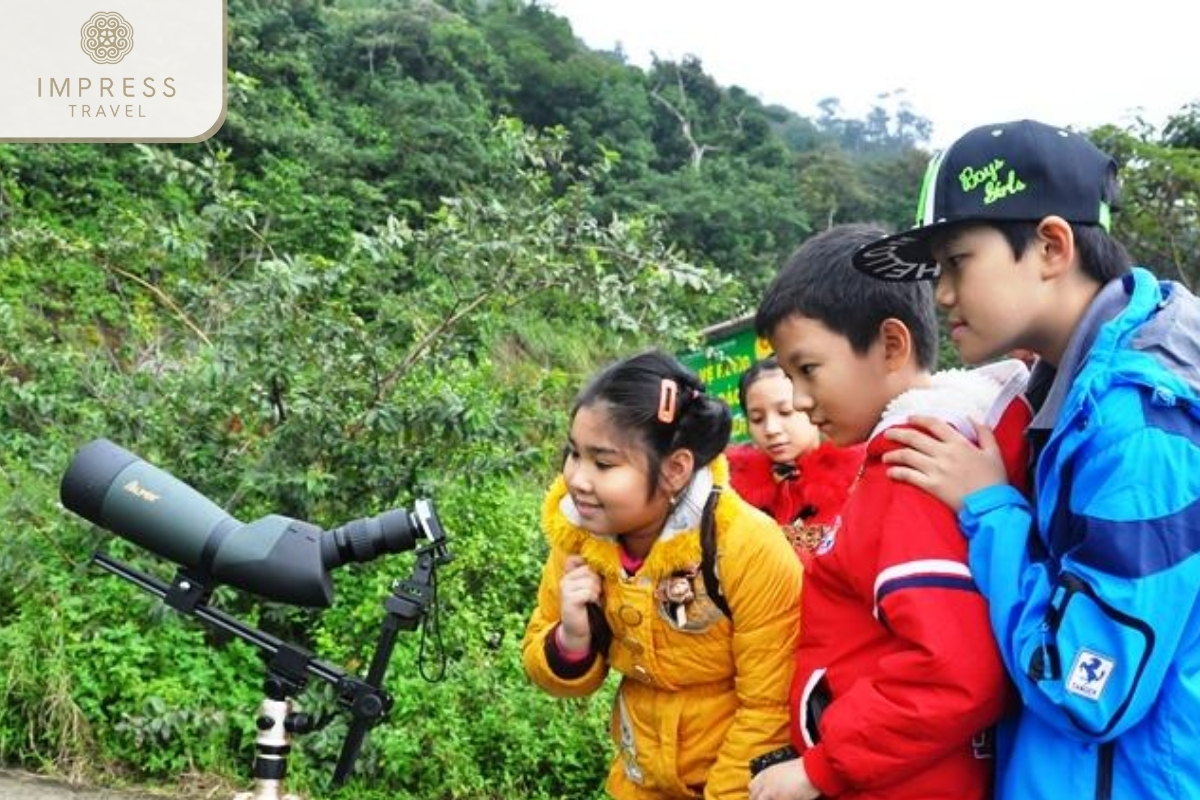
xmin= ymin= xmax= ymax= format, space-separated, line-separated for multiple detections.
xmin=522 ymin=456 xmax=802 ymax=799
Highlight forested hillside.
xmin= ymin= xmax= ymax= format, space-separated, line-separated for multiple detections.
xmin=2 ymin=1 xmax=1199 ymax=798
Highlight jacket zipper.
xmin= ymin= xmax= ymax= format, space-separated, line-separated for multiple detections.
xmin=1095 ymin=741 xmax=1114 ymax=800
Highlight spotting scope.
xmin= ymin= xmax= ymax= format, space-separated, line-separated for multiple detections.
xmin=60 ymin=438 xmax=446 ymax=607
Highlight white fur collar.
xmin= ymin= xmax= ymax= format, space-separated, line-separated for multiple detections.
xmin=871 ymin=358 xmax=1029 ymax=442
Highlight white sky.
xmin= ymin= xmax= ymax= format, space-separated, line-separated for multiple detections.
xmin=547 ymin=0 xmax=1199 ymax=149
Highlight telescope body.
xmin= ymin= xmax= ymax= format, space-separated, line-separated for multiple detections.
xmin=61 ymin=439 xmax=333 ymax=606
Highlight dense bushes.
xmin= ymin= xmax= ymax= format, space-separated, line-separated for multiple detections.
xmin=0 ymin=112 xmax=716 ymax=797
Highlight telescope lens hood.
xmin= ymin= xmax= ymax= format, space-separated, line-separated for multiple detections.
xmin=61 ymin=438 xmax=140 ymax=525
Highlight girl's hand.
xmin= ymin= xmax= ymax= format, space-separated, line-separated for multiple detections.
xmin=882 ymin=416 xmax=1008 ymax=512
xmin=748 ymin=758 xmax=819 ymax=800
xmin=558 ymin=555 xmax=601 ymax=652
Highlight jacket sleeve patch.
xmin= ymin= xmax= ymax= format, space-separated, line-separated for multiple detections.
xmin=1066 ymin=648 xmax=1116 ymax=701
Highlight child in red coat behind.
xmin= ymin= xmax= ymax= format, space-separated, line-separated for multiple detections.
xmin=726 ymin=357 xmax=864 ymax=555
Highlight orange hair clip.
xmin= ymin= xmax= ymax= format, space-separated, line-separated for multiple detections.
xmin=657 ymin=378 xmax=679 ymax=424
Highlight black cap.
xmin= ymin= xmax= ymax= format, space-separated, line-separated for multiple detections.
xmin=852 ymin=119 xmax=1121 ymax=281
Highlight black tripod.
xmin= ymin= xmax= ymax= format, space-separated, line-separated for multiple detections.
xmin=93 ymin=540 xmax=449 ymax=799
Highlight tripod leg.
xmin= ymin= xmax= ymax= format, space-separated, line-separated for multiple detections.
xmin=232 ymin=697 xmax=304 ymax=800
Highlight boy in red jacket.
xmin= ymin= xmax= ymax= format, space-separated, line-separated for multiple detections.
xmin=748 ymin=224 xmax=1029 ymax=800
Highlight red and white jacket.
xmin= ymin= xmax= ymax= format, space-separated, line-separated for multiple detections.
xmin=791 ymin=359 xmax=1031 ymax=800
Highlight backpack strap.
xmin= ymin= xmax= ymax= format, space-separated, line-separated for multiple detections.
xmin=699 ymin=487 xmax=731 ymax=619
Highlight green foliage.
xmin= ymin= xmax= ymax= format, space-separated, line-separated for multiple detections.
xmin=0 ymin=77 xmax=711 ymax=797
xmin=1089 ymin=115 xmax=1200 ymax=288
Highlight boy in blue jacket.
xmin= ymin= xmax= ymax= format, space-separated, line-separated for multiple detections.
xmin=856 ymin=119 xmax=1200 ymax=800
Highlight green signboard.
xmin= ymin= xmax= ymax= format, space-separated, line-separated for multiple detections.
xmin=678 ymin=314 xmax=772 ymax=444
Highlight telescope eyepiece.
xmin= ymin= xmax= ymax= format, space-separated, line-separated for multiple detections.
xmin=321 ymin=509 xmax=417 ymax=569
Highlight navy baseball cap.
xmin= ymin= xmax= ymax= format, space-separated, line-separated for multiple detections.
xmin=852 ymin=119 xmax=1121 ymax=281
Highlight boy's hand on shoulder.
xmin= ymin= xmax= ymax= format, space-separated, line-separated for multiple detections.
xmin=882 ymin=416 xmax=1007 ymax=512
xmin=748 ymin=758 xmax=820 ymax=800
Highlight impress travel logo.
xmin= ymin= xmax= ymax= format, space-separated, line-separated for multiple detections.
xmin=1 ymin=2 xmax=226 ymax=142
xmin=80 ymin=12 xmax=136 ymax=65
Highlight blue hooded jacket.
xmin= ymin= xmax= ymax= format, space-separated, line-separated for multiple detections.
xmin=958 ymin=268 xmax=1200 ymax=800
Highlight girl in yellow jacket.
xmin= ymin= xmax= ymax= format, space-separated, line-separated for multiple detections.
xmin=522 ymin=349 xmax=803 ymax=800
